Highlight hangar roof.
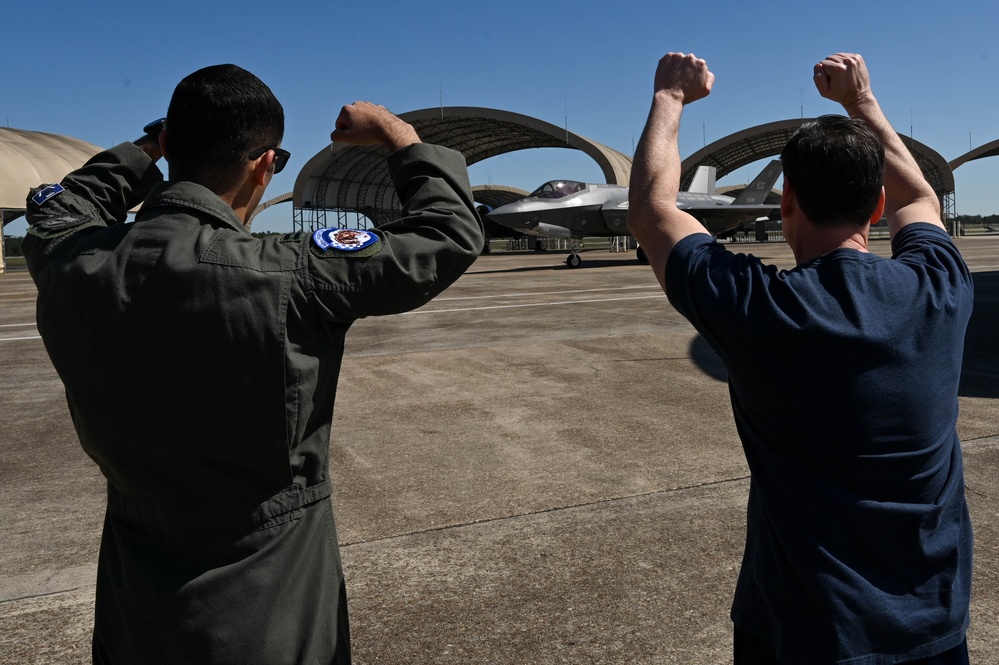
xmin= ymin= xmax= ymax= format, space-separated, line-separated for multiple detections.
xmin=949 ymin=139 xmax=999 ymax=171
xmin=247 ymin=191 xmax=292 ymax=229
xmin=293 ymin=107 xmax=633 ymax=225
xmin=679 ymin=118 xmax=954 ymax=197
xmin=1 ymin=127 xmax=102 ymax=226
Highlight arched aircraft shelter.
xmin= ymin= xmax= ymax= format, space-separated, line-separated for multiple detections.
xmin=680 ymin=118 xmax=955 ymax=224
xmin=950 ymin=139 xmax=999 ymax=171
xmin=291 ymin=107 xmax=632 ymax=231
xmin=0 ymin=115 xmax=983 ymax=240
xmin=0 ymin=127 xmax=103 ymax=228
xmin=289 ymin=114 xmax=958 ymax=234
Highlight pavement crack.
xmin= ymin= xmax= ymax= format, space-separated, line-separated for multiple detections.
xmin=340 ymin=475 xmax=751 ymax=548
xmin=962 ymin=433 xmax=999 ymax=445
xmin=0 ymin=587 xmax=82 ymax=605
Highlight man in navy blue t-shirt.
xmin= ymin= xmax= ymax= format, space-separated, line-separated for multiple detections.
xmin=627 ymin=52 xmax=974 ymax=664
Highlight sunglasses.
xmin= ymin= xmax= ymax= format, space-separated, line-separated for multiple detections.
xmin=248 ymin=147 xmax=291 ymax=174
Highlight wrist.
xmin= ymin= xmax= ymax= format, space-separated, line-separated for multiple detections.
xmin=653 ymin=89 xmax=687 ymax=107
xmin=379 ymin=123 xmax=421 ymax=152
xmin=133 ymin=134 xmax=163 ymax=162
xmin=142 ymin=117 xmax=166 ymax=140
xmin=842 ymin=92 xmax=879 ymax=118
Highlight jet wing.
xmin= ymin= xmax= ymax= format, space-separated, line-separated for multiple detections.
xmin=684 ymin=204 xmax=780 ymax=236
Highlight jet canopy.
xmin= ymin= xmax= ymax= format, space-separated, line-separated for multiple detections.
xmin=527 ymin=180 xmax=587 ymax=199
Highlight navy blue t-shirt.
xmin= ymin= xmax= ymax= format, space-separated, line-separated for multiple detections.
xmin=665 ymin=224 xmax=974 ymax=664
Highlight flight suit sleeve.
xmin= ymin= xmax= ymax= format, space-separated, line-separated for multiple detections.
xmin=22 ymin=142 xmax=163 ymax=270
xmin=306 ymin=143 xmax=484 ymax=322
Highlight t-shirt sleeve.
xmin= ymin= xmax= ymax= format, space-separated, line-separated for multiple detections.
xmin=890 ymin=223 xmax=973 ymax=293
xmin=665 ymin=234 xmax=767 ymax=358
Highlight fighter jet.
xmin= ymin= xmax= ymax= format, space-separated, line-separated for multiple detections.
xmin=486 ymin=160 xmax=783 ymax=267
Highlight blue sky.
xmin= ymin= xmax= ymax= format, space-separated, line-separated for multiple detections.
xmin=4 ymin=0 xmax=999 ymax=235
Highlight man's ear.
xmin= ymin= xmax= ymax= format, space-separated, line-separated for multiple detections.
xmin=250 ymin=149 xmax=275 ymax=187
xmin=780 ymin=178 xmax=796 ymax=220
xmin=158 ymin=129 xmax=169 ymax=161
xmin=869 ymin=187 xmax=886 ymax=225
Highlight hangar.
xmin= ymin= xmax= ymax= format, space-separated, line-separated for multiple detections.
xmin=0 ymin=127 xmax=103 ymax=229
xmin=0 ymin=111 xmax=981 ymax=242
xmin=288 ymin=107 xmax=632 ymax=232
xmin=286 ymin=112 xmax=957 ymax=235
xmin=681 ymin=119 xmax=952 ymax=196
xmin=679 ymin=118 xmax=955 ymax=226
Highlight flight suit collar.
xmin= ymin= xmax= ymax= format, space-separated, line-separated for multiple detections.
xmin=140 ymin=180 xmax=248 ymax=233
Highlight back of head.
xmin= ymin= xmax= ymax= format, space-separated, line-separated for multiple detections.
xmin=780 ymin=115 xmax=885 ymax=227
xmin=166 ymin=64 xmax=284 ymax=194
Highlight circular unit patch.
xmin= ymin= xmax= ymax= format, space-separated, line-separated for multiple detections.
xmin=312 ymin=228 xmax=379 ymax=251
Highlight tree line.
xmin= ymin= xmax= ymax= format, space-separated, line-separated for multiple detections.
xmin=956 ymin=214 xmax=999 ymax=227
xmin=5 ymin=220 xmax=999 ymax=258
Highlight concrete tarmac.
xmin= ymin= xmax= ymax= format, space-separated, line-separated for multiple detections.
xmin=2 ymin=236 xmax=999 ymax=664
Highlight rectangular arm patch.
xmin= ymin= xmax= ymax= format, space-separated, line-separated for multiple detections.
xmin=31 ymin=184 xmax=65 ymax=206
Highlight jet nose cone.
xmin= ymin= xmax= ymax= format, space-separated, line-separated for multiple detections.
xmin=486 ymin=210 xmax=523 ymax=229
xmin=484 ymin=209 xmax=523 ymax=231
xmin=487 ymin=200 xmax=521 ymax=216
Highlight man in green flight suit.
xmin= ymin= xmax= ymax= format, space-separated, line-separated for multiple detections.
xmin=23 ymin=64 xmax=483 ymax=664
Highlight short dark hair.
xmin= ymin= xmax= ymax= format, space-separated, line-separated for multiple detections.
xmin=780 ymin=115 xmax=885 ymax=227
xmin=165 ymin=64 xmax=284 ymax=193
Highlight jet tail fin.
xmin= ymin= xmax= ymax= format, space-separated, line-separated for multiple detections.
xmin=686 ymin=165 xmax=717 ymax=194
xmin=731 ymin=160 xmax=783 ymax=206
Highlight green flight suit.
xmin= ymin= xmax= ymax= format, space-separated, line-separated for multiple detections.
xmin=23 ymin=140 xmax=483 ymax=664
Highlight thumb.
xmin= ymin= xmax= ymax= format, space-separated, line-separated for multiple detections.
xmin=812 ymin=64 xmax=830 ymax=96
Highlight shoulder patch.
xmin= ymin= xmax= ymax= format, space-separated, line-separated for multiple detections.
xmin=309 ymin=228 xmax=382 ymax=259
xmin=31 ymin=183 xmax=65 ymax=206
xmin=312 ymin=228 xmax=380 ymax=252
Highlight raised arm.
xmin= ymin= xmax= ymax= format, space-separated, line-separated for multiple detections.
xmin=813 ymin=53 xmax=943 ymax=235
xmin=309 ymin=102 xmax=483 ymax=322
xmin=627 ymin=52 xmax=714 ymax=292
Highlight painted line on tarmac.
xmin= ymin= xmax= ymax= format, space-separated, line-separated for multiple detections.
xmin=435 ymin=285 xmax=661 ymax=302
xmin=0 ymin=323 xmax=40 ymax=342
xmin=0 ymin=293 xmax=664 ymax=333
xmin=407 ymin=294 xmax=666 ymax=315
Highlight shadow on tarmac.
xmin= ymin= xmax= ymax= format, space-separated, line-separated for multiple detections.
xmin=690 ymin=336 xmax=728 ymax=382
xmin=470 ymin=256 xmax=645 ymax=275
xmin=960 ymin=271 xmax=999 ymax=399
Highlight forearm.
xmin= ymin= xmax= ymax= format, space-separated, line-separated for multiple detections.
xmin=36 ymin=142 xmax=163 ymax=227
xmin=630 ymin=92 xmax=684 ymax=228
xmin=844 ymin=96 xmax=942 ymax=231
xmin=378 ymin=144 xmax=484 ymax=300
xmin=628 ymin=93 xmax=710 ymax=290
xmin=133 ymin=133 xmax=164 ymax=163
xmin=387 ymin=143 xmax=482 ymax=255
xmin=24 ymin=143 xmax=162 ymax=274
